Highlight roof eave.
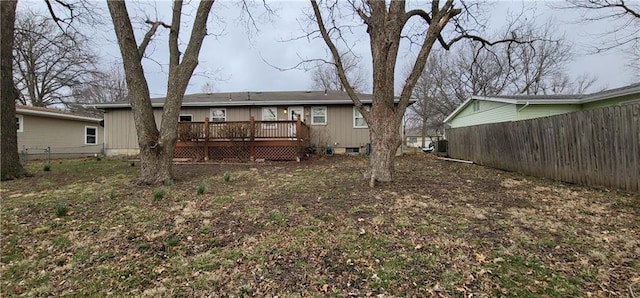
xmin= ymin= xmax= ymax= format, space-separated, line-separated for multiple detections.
xmin=17 ymin=108 xmax=102 ymax=122
xmin=88 ymin=98 xmax=412 ymax=109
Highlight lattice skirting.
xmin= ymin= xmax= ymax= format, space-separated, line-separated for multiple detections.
xmin=174 ymin=143 xmax=306 ymax=161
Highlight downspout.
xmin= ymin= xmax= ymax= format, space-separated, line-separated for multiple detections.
xmin=517 ymin=101 xmax=530 ymax=113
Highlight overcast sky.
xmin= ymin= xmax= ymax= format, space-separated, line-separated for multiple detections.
xmin=18 ymin=1 xmax=639 ymax=97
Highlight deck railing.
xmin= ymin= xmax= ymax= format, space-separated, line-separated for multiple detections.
xmin=177 ymin=117 xmax=310 ymax=142
xmin=176 ymin=117 xmax=310 ymax=161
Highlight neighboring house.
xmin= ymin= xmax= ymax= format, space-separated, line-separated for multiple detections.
xmin=404 ymin=127 xmax=443 ymax=148
xmin=90 ymin=91 xmax=413 ymax=157
xmin=15 ymin=105 xmax=104 ymax=159
xmin=444 ymin=82 xmax=640 ymax=128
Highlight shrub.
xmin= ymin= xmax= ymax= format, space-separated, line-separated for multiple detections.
xmin=108 ymin=190 xmax=117 ymax=200
xmin=197 ymin=183 xmax=206 ymax=195
xmin=55 ymin=204 xmax=68 ymax=217
xmin=43 ymin=164 xmax=51 ymax=171
xmin=153 ymin=189 xmax=165 ymax=201
xmin=223 ymin=172 xmax=231 ymax=182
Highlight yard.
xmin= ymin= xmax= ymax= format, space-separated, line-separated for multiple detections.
xmin=1 ymin=154 xmax=638 ymax=296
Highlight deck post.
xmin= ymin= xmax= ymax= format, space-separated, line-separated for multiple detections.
xmin=249 ymin=116 xmax=255 ymax=161
xmin=296 ymin=118 xmax=302 ymax=161
xmin=204 ymin=117 xmax=210 ymax=161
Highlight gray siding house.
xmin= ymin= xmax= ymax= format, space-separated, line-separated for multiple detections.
xmin=16 ymin=105 xmax=104 ymax=159
xmin=91 ymin=91 xmax=408 ymax=157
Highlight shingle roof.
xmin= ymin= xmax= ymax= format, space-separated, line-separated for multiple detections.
xmin=16 ymin=105 xmax=102 ymax=122
xmin=90 ymin=90 xmax=385 ymax=108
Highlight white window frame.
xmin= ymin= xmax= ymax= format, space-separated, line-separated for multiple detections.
xmin=311 ymin=106 xmax=327 ymax=125
xmin=178 ymin=114 xmax=193 ymax=122
xmin=353 ymin=107 xmax=368 ymax=128
xmin=16 ymin=115 xmax=23 ymax=132
xmin=262 ymin=107 xmax=277 ymax=121
xmin=262 ymin=107 xmax=277 ymax=129
xmin=210 ymin=108 xmax=226 ymax=122
xmin=85 ymin=126 xmax=98 ymax=145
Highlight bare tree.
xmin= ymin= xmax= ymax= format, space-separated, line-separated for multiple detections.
xmin=310 ymin=52 xmax=368 ymax=92
xmin=108 ymin=0 xmax=216 ymax=185
xmin=563 ymin=0 xmax=640 ymax=51
xmin=13 ymin=9 xmax=100 ymax=107
xmin=1 ymin=0 xmax=26 ymax=180
xmin=200 ymin=81 xmax=217 ymax=94
xmin=310 ymin=0 xmax=539 ymax=185
xmin=70 ymin=63 xmax=127 ymax=117
xmin=408 ymin=19 xmax=598 ymax=138
xmin=562 ymin=0 xmax=640 ymax=77
xmin=2 ymin=0 xmax=97 ymax=180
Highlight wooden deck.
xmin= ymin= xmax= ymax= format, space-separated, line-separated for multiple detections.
xmin=175 ymin=117 xmax=310 ymax=162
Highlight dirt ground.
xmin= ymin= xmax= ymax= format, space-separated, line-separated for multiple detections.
xmin=1 ymin=154 xmax=638 ymax=297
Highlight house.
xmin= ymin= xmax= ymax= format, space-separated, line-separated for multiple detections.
xmin=15 ymin=105 xmax=104 ymax=159
xmin=404 ymin=127 xmax=443 ymax=148
xmin=89 ymin=91 xmax=412 ymax=160
xmin=444 ymin=82 xmax=640 ymax=128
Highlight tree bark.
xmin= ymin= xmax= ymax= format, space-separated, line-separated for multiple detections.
xmin=1 ymin=0 xmax=27 ymax=181
xmin=311 ymin=0 xmax=461 ymax=185
xmin=108 ymin=0 xmax=214 ymax=185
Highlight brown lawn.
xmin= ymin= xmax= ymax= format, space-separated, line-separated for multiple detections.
xmin=1 ymin=154 xmax=638 ymax=297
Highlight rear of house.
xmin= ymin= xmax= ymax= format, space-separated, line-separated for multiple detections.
xmin=93 ymin=91 xmax=399 ymax=157
xmin=16 ymin=105 xmax=104 ymax=160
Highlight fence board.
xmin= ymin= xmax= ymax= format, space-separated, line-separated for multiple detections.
xmin=447 ymin=103 xmax=640 ymax=193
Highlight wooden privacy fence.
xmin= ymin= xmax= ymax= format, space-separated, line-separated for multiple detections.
xmin=446 ymin=103 xmax=640 ymax=192
xmin=175 ymin=117 xmax=311 ymax=162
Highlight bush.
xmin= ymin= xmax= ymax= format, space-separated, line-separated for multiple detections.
xmin=55 ymin=204 xmax=68 ymax=217
xmin=153 ymin=189 xmax=165 ymax=201
xmin=43 ymin=164 xmax=51 ymax=171
xmin=197 ymin=183 xmax=206 ymax=195
xmin=223 ymin=172 xmax=231 ymax=182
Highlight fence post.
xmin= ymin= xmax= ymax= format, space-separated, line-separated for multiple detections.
xmin=204 ymin=117 xmax=210 ymax=161
xmin=249 ymin=116 xmax=255 ymax=161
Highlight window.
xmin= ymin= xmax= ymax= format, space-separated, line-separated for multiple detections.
xmin=353 ymin=107 xmax=368 ymax=128
xmin=473 ymin=101 xmax=480 ymax=112
xmin=262 ymin=107 xmax=277 ymax=129
xmin=311 ymin=106 xmax=327 ymax=125
xmin=179 ymin=114 xmax=193 ymax=122
xmin=16 ymin=115 xmax=23 ymax=132
xmin=85 ymin=126 xmax=97 ymax=145
xmin=408 ymin=137 xmax=417 ymax=143
xmin=262 ymin=107 xmax=277 ymax=121
xmin=210 ymin=108 xmax=226 ymax=122
xmin=346 ymin=147 xmax=360 ymax=153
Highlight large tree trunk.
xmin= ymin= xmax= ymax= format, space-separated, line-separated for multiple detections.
xmin=311 ymin=0 xmax=460 ymax=186
xmin=365 ymin=114 xmax=402 ymax=185
xmin=108 ymin=0 xmax=213 ymax=185
xmin=1 ymin=0 xmax=26 ymax=181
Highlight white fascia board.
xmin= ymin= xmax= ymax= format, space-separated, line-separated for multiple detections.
xmin=443 ymin=97 xmax=473 ymax=123
xmin=17 ymin=108 xmax=102 ymax=122
xmin=581 ymin=85 xmax=640 ymax=103
xmin=475 ymin=95 xmax=582 ymax=105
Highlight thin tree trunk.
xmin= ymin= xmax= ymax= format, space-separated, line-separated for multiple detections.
xmin=1 ymin=0 xmax=27 ymax=181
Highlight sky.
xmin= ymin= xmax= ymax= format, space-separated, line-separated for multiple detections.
xmin=17 ymin=1 xmax=639 ymax=98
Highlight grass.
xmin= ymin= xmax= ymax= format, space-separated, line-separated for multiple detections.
xmin=1 ymin=155 xmax=638 ymax=296
xmin=54 ymin=204 xmax=68 ymax=217
xmin=152 ymin=189 xmax=165 ymax=201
